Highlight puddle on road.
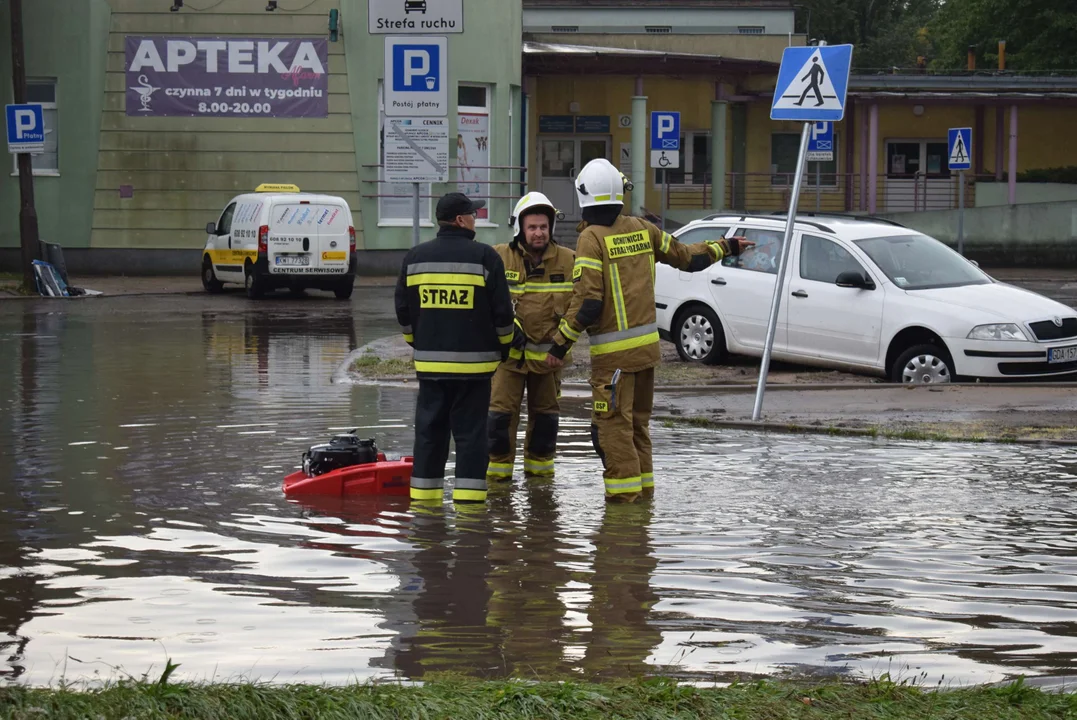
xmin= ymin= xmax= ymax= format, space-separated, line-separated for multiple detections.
xmin=2 ymin=297 xmax=1077 ymax=686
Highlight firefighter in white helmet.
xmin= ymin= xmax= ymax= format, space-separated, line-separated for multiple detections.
xmin=546 ymin=158 xmax=750 ymax=503
xmin=486 ymin=192 xmax=577 ymax=483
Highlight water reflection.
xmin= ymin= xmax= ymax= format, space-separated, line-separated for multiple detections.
xmin=3 ymin=295 xmax=1077 ymax=687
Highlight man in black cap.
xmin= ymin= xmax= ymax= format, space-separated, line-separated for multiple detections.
xmin=395 ymin=192 xmax=521 ymax=505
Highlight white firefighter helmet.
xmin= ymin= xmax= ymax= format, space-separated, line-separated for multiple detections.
xmin=576 ymin=158 xmax=625 ymax=209
xmin=509 ymin=191 xmax=559 ymax=237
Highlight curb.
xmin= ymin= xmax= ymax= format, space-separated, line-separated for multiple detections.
xmin=654 ymin=414 xmax=1077 ymax=446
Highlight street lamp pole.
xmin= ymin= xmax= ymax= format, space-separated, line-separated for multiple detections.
xmin=9 ymin=0 xmax=41 ymax=292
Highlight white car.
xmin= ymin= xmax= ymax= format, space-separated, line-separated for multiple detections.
xmin=655 ymin=214 xmax=1077 ymax=383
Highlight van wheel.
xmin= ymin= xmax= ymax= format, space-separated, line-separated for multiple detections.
xmin=201 ymin=256 xmax=223 ymax=293
xmin=244 ymin=262 xmax=265 ymax=299
xmin=334 ymin=276 xmax=354 ymax=300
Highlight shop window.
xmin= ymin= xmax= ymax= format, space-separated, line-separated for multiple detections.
xmin=456 ymin=83 xmax=492 ymax=223
xmin=771 ymin=132 xmax=838 ymax=187
xmin=377 ymin=80 xmax=431 ymax=225
xmin=655 ymin=133 xmax=711 ymax=187
xmin=10 ymin=79 xmax=58 ymax=176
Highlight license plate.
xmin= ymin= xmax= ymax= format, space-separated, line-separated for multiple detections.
xmin=275 ymin=255 xmax=309 ymax=266
xmin=1048 ymin=344 xmax=1077 ymax=363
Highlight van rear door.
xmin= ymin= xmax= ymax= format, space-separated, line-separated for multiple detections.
xmin=266 ymin=199 xmax=349 ymax=276
xmin=311 ymin=200 xmax=351 ymax=277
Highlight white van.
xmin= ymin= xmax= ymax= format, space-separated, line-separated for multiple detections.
xmin=201 ymin=184 xmax=357 ymax=299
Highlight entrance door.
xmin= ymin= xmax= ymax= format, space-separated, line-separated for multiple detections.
xmin=884 ymin=140 xmax=955 ymax=212
xmin=539 ymin=137 xmax=611 ymax=222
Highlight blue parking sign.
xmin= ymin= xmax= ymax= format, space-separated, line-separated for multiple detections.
xmin=384 ymin=36 xmax=447 ymax=116
xmin=6 ymin=103 xmax=45 ymax=154
xmin=650 ymin=111 xmax=680 ymax=151
xmin=806 ymin=121 xmax=833 ymax=161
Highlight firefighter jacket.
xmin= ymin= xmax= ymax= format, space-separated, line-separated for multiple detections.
xmin=550 ymin=215 xmax=727 ymax=373
xmin=395 ymin=225 xmax=516 ymax=380
xmin=493 ymin=239 xmax=576 ymax=374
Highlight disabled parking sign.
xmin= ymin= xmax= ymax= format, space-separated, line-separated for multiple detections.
xmin=650 ymin=111 xmax=680 ymax=169
xmin=384 ymin=36 xmax=447 ymax=116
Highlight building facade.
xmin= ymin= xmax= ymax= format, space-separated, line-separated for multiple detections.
xmin=2 ymin=0 xmax=1076 ymax=274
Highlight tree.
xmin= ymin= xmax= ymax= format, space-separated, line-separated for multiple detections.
xmin=795 ymin=0 xmax=939 ymax=70
xmin=930 ymin=0 xmax=1077 ymax=71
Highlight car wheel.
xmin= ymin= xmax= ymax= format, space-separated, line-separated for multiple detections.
xmin=892 ymin=343 xmax=954 ymax=384
xmin=201 ymin=256 xmax=223 ymax=293
xmin=244 ymin=262 xmax=265 ymax=299
xmin=673 ymin=304 xmax=725 ymax=365
xmin=334 ymin=276 xmax=355 ymax=300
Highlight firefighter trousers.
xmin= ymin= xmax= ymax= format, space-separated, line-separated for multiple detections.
xmin=487 ymin=366 xmax=561 ymax=481
xmin=589 ymin=367 xmax=655 ymax=499
xmin=411 ymin=378 xmax=491 ymax=503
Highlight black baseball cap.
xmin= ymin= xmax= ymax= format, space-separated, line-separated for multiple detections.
xmin=436 ymin=192 xmax=485 ymax=221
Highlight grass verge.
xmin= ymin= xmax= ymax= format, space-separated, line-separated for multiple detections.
xmin=1 ymin=675 xmax=1073 ymax=719
xmin=350 ymin=354 xmax=413 ymax=379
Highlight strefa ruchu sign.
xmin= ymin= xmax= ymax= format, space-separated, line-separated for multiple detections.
xmin=125 ymin=36 xmax=328 ymax=118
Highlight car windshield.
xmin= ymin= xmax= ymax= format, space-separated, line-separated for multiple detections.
xmin=853 ymin=233 xmax=992 ymax=290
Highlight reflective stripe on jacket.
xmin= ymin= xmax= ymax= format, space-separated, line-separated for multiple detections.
xmin=495 ymin=240 xmax=576 ymax=374
xmin=394 ymin=225 xmax=515 ymax=380
xmin=552 ymin=215 xmax=724 ymax=373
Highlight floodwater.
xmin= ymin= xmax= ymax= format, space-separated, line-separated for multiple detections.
xmin=2 ymin=290 xmax=1077 ymax=688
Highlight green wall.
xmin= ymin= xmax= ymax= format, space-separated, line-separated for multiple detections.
xmin=344 ymin=0 xmax=523 ymax=250
xmin=0 ymin=0 xmax=111 ymax=250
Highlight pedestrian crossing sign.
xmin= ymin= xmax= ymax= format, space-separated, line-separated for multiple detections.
xmin=770 ymin=44 xmax=854 ymax=122
xmin=948 ymin=127 xmax=972 ymax=170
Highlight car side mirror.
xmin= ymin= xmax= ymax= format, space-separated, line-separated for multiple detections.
xmin=969 ymin=259 xmax=980 ymax=267
xmin=206 ymin=221 xmax=218 ymax=235
xmin=836 ymin=270 xmax=875 ymax=290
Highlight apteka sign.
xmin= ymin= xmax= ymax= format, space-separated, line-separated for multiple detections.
xmin=125 ymin=36 xmax=328 ymax=118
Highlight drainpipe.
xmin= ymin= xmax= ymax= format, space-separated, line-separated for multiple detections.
xmin=867 ymin=103 xmax=878 ymax=214
xmin=1008 ymin=105 xmax=1018 ymax=205
xmin=631 ymin=76 xmax=646 ymax=216
xmin=710 ymin=80 xmax=727 ymax=211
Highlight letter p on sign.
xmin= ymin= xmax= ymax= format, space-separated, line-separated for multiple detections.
xmin=403 ymin=49 xmax=429 ymax=86
xmin=14 ymin=109 xmax=36 ymax=139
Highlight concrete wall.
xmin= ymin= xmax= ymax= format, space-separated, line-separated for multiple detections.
xmin=350 ymin=0 xmax=523 ymax=253
xmin=975 ymin=182 xmax=1077 ymax=207
xmin=0 ymin=0 xmax=112 ymax=251
xmin=881 ymin=201 xmax=1077 ymax=267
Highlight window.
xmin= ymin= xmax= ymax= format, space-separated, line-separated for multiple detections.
xmin=722 ymin=227 xmax=783 ymax=274
xmin=645 ymin=26 xmax=672 ymax=33
xmin=655 ymin=133 xmax=711 ymax=186
xmin=11 ymin=80 xmax=58 ymax=176
xmin=217 ymin=203 xmax=237 ymax=235
xmin=456 ymin=83 xmax=492 ymax=223
xmin=800 ymin=235 xmax=866 ymax=284
xmin=738 ymin=26 xmax=765 ymax=34
xmin=771 ymin=132 xmax=838 ymax=187
xmin=377 ymin=80 xmax=431 ymax=224
xmin=551 ymin=25 xmax=578 ymax=32
xmin=676 ymin=225 xmax=729 ymax=245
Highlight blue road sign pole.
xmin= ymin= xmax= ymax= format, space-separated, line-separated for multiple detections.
xmin=958 ymin=171 xmax=965 ymax=256
xmin=752 ymin=122 xmax=812 ymax=421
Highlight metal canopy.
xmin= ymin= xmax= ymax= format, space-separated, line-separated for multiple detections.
xmin=522 ymin=40 xmax=778 ymax=76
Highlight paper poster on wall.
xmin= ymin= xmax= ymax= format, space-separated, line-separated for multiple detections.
xmin=891 ymin=154 xmax=906 ymax=174
xmin=456 ymin=111 xmax=490 ymax=220
xmin=619 ymin=142 xmax=632 ymax=175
